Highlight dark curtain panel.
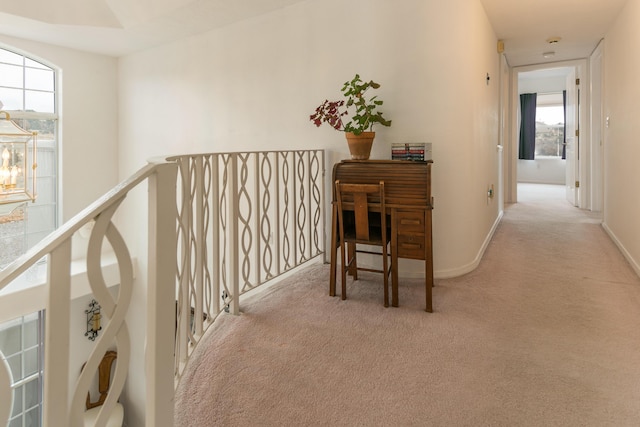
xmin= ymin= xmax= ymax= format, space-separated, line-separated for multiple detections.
xmin=518 ymin=93 xmax=537 ymax=160
xmin=562 ymin=90 xmax=567 ymax=159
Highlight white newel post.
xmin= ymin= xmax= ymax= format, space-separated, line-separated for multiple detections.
xmin=146 ymin=161 xmax=178 ymax=427
xmin=43 ymin=239 xmax=73 ymax=426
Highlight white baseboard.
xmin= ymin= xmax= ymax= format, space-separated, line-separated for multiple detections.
xmin=602 ymin=222 xmax=640 ymax=278
xmin=329 ymin=211 xmax=505 ymax=280
xmin=433 ymin=210 xmax=504 ymax=279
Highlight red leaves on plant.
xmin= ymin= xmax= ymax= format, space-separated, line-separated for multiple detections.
xmin=309 ymin=99 xmax=346 ymax=131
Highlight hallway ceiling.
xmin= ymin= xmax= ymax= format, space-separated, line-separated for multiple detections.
xmin=480 ymin=0 xmax=628 ymax=66
xmin=0 ymin=0 xmax=630 ymax=62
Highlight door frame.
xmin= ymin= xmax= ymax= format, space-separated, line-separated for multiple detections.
xmin=505 ymin=59 xmax=591 ymax=206
xmin=589 ymin=40 xmax=604 ymax=213
xmin=565 ymin=66 xmax=578 ymax=206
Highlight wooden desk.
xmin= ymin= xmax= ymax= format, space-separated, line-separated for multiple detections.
xmin=330 ymin=159 xmax=434 ymax=312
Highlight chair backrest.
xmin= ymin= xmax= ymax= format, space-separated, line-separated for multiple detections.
xmin=85 ymin=350 xmax=118 ymax=410
xmin=335 ymin=180 xmax=386 ymax=241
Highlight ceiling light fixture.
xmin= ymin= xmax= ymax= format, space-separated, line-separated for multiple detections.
xmin=0 ymin=111 xmax=38 ymax=205
xmin=547 ymin=37 xmax=561 ymax=44
xmin=542 ymin=51 xmax=556 ymax=58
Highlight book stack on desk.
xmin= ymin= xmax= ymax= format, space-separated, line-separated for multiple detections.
xmin=391 ymin=142 xmax=432 ymax=161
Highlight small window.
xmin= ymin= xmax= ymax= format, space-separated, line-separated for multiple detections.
xmin=0 ymin=312 xmax=44 ymax=427
xmin=535 ymin=93 xmax=564 ymax=158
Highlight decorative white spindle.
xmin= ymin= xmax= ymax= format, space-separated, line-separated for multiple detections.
xmin=71 ymin=198 xmax=133 ymax=427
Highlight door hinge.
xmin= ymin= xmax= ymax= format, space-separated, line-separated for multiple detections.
xmin=575 ymin=181 xmax=580 ymax=188
xmin=576 ymin=78 xmax=580 ymax=85
xmin=575 ymin=129 xmax=579 ymax=137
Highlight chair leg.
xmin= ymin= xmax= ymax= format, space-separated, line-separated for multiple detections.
xmin=340 ymin=240 xmax=347 ymax=301
xmin=348 ymin=243 xmax=358 ymax=280
xmin=329 ymin=245 xmax=338 ymax=297
xmin=382 ymin=245 xmax=389 ymax=307
xmin=329 ymin=205 xmax=338 ymax=297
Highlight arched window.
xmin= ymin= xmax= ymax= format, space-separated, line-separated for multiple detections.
xmin=0 ymin=45 xmax=58 ymax=427
xmin=0 ymin=47 xmax=58 ymax=268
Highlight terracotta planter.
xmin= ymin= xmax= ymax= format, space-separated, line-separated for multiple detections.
xmin=345 ymin=131 xmax=375 ymax=160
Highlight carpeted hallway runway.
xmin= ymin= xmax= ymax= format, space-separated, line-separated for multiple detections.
xmin=174 ymin=184 xmax=640 ymax=426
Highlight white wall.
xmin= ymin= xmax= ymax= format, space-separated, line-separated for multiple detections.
xmin=603 ymin=0 xmax=640 ymax=275
xmin=517 ymin=158 xmax=565 ymax=184
xmin=117 ymin=0 xmax=501 ymax=280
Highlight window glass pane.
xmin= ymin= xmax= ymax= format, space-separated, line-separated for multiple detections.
xmin=25 ymin=58 xmax=49 ymax=70
xmin=0 ymin=323 xmax=22 ymax=356
xmin=22 ymin=314 xmax=38 ymax=348
xmin=24 ymin=348 xmax=39 ymax=376
xmin=25 ymin=378 xmax=40 ymax=408
xmin=13 ymin=118 xmax=56 ymax=140
xmin=0 ymin=49 xmax=22 ymax=65
xmin=537 ymin=105 xmax=564 ymax=125
xmin=25 ymin=406 xmax=40 ymax=426
xmin=25 ymin=204 xmax=56 ymax=233
xmin=35 ymin=148 xmax=56 ymax=177
xmin=25 ymin=68 xmax=54 ymax=92
xmin=0 ymin=206 xmax=27 ymax=269
xmin=9 ymin=417 xmax=21 ymax=427
xmin=535 ymin=104 xmax=564 ymax=157
xmin=0 ymin=63 xmax=23 ymax=88
xmin=25 ymin=90 xmax=54 ymax=113
xmin=11 ymin=384 xmax=22 ymax=416
xmin=7 ymin=353 xmax=22 ymax=379
xmin=0 ymin=87 xmax=24 ymax=110
xmin=23 ymin=318 xmax=38 ymax=348
xmin=34 ymin=177 xmax=56 ymax=204
xmin=27 ymin=231 xmax=54 ymax=249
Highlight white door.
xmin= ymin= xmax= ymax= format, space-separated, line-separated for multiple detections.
xmin=565 ymin=69 xmax=579 ymax=206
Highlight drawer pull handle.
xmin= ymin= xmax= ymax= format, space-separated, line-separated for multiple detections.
xmin=401 ymin=243 xmax=421 ymax=249
xmin=400 ymin=219 xmax=421 ymax=225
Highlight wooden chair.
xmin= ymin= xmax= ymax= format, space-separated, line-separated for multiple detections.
xmin=330 ymin=180 xmax=391 ymax=306
xmin=83 ymin=350 xmax=124 ymax=427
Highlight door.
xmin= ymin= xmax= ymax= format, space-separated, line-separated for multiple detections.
xmin=565 ymin=69 xmax=579 ymax=206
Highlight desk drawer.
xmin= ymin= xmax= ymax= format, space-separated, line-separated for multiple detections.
xmin=397 ymin=233 xmax=425 ymax=259
xmin=395 ymin=210 xmax=425 ymax=233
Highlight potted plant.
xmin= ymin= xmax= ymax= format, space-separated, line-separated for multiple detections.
xmin=310 ymin=74 xmax=392 ymax=159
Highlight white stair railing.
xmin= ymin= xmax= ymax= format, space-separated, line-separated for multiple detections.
xmin=0 ymin=149 xmax=325 ymax=427
xmin=172 ymin=150 xmax=325 ymax=382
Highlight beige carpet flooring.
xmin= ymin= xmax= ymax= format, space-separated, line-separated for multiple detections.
xmin=174 ymin=184 xmax=640 ymax=426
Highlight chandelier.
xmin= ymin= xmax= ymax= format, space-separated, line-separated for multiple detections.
xmin=0 ymin=111 xmax=38 ymax=205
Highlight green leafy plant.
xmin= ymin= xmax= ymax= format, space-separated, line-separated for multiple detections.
xmin=310 ymin=74 xmax=392 ymax=135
